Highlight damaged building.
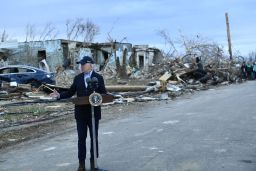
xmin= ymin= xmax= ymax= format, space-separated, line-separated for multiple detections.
xmin=0 ymin=40 xmax=83 ymax=72
xmin=131 ymin=45 xmax=163 ymax=71
xmin=0 ymin=40 xmax=163 ymax=76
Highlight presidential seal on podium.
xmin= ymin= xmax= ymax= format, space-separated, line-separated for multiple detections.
xmin=89 ymin=92 xmax=103 ymax=106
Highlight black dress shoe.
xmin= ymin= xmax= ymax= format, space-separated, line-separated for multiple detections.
xmin=90 ymin=159 xmax=95 ymax=170
xmin=77 ymin=161 xmax=86 ymax=171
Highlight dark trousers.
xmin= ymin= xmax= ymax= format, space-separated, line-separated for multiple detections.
xmin=76 ymin=118 xmax=99 ymax=161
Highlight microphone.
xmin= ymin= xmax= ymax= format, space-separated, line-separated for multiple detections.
xmin=92 ymin=77 xmax=98 ymax=83
xmin=92 ymin=77 xmax=98 ymax=89
xmin=86 ymin=77 xmax=92 ymax=83
xmin=86 ymin=77 xmax=92 ymax=89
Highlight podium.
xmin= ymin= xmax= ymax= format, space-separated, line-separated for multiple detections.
xmin=71 ymin=94 xmax=114 ymax=106
xmin=72 ymin=92 xmax=113 ymax=171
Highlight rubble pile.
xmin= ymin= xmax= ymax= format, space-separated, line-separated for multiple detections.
xmin=55 ymin=69 xmax=77 ymax=88
xmin=96 ymin=56 xmax=242 ymax=104
xmin=51 ymin=54 xmax=242 ymax=95
xmin=127 ymin=57 xmax=241 ymax=86
xmin=0 ymin=56 xmax=242 ymax=103
xmin=0 ymin=55 xmax=245 ymax=134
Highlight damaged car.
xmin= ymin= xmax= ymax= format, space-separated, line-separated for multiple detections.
xmin=0 ymin=65 xmax=55 ymax=86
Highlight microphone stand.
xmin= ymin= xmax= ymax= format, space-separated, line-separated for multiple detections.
xmin=91 ymin=101 xmax=98 ymax=170
xmin=89 ymin=79 xmax=99 ymax=170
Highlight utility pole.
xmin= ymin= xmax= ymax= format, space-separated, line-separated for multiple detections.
xmin=225 ymin=12 xmax=233 ymax=60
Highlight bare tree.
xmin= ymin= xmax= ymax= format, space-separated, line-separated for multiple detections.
xmin=24 ymin=24 xmax=38 ymax=64
xmin=106 ymin=18 xmax=119 ymax=42
xmin=178 ymin=33 xmax=225 ymax=65
xmin=25 ymin=24 xmax=36 ymax=42
xmin=157 ymin=29 xmax=177 ymax=57
xmin=39 ymin=22 xmax=59 ymax=41
xmin=1 ymin=30 xmax=8 ymax=42
xmin=66 ymin=18 xmax=84 ymax=40
xmin=80 ymin=19 xmax=100 ymax=43
xmin=65 ymin=18 xmax=99 ymax=43
xmin=248 ymin=51 xmax=256 ymax=61
xmin=107 ymin=30 xmax=114 ymax=43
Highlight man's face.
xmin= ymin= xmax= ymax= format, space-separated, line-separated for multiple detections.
xmin=80 ymin=63 xmax=92 ymax=73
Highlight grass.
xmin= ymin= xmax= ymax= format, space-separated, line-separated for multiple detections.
xmin=0 ymin=104 xmax=48 ymax=122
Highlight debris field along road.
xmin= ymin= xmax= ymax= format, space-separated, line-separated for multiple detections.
xmin=1 ymin=81 xmax=256 ymax=171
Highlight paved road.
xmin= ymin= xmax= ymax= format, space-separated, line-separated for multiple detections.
xmin=1 ymin=81 xmax=256 ymax=171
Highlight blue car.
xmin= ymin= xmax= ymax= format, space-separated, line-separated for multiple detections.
xmin=0 ymin=65 xmax=55 ymax=86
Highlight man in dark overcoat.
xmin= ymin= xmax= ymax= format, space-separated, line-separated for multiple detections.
xmin=50 ymin=56 xmax=107 ymax=171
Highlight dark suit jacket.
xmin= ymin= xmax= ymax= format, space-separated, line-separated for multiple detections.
xmin=59 ymin=71 xmax=107 ymax=120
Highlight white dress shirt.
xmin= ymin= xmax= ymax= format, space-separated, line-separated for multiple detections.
xmin=84 ymin=70 xmax=92 ymax=88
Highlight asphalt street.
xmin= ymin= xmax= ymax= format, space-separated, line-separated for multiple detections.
xmin=1 ymin=81 xmax=256 ymax=171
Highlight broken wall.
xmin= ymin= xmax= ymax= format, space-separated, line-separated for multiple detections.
xmin=0 ymin=41 xmax=19 ymax=66
xmin=84 ymin=42 xmax=133 ymax=74
xmin=6 ymin=40 xmax=64 ymax=72
xmin=132 ymin=45 xmax=163 ymax=71
xmin=114 ymin=43 xmax=133 ymax=66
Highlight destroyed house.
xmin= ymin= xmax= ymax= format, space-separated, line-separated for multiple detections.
xmin=0 ymin=39 xmax=83 ymax=72
xmin=131 ymin=45 xmax=163 ymax=71
xmin=85 ymin=43 xmax=163 ymax=72
xmin=80 ymin=42 xmax=133 ymax=71
xmin=0 ymin=40 xmax=134 ymax=72
xmin=0 ymin=40 xmax=162 ymax=73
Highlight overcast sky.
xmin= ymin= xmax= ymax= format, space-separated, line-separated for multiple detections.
xmin=1 ymin=0 xmax=255 ymax=56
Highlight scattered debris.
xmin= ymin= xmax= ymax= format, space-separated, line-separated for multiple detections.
xmin=0 ymin=39 xmax=249 ymax=150
xmin=0 ymin=53 xmax=245 ymax=139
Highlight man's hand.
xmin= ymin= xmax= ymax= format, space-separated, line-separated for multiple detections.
xmin=50 ymin=89 xmax=60 ymax=99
